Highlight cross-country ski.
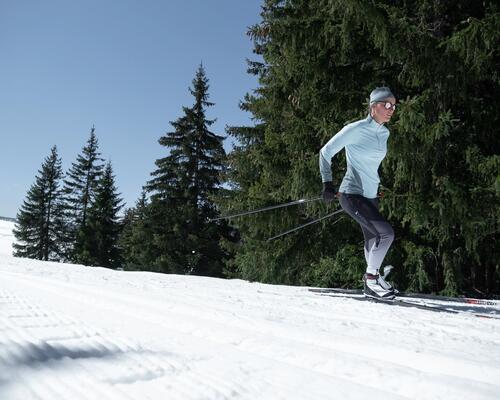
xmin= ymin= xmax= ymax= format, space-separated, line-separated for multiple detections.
xmin=309 ymin=288 xmax=500 ymax=319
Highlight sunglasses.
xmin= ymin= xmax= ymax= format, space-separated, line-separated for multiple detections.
xmin=376 ymin=101 xmax=396 ymax=111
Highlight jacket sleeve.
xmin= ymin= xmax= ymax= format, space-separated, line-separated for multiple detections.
xmin=319 ymin=124 xmax=357 ymax=183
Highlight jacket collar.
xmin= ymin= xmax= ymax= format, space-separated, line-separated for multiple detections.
xmin=366 ymin=114 xmax=385 ymax=127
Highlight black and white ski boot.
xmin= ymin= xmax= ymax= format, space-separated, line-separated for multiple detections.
xmin=363 ymin=273 xmax=395 ymax=299
xmin=378 ymin=265 xmax=399 ymax=295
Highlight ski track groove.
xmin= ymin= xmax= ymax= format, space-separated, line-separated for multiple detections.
xmin=2 ymin=271 xmax=500 ymax=400
xmin=0 ymin=287 xmax=260 ymax=400
xmin=1 ymin=273 xmax=411 ymax=400
xmin=7 ymin=269 xmax=492 ymax=345
xmin=1 ymin=289 xmax=139 ymax=400
xmin=102 ymin=275 xmax=500 ymax=345
xmin=2 ymin=272 xmax=496 ymax=384
xmin=8 ymin=270 xmax=498 ymax=366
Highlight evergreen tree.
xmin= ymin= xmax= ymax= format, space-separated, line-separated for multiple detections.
xmin=79 ymin=162 xmax=123 ymax=268
xmin=63 ymin=126 xmax=104 ymax=262
xmin=145 ymin=65 xmax=229 ymax=276
xmin=13 ymin=146 xmax=66 ymax=261
xmin=119 ymin=191 xmax=157 ymax=270
xmin=223 ymin=1 xmax=499 ymax=295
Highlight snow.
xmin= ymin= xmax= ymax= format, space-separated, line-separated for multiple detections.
xmin=0 ymin=220 xmax=15 ymax=258
xmin=0 ymin=219 xmax=499 ymax=400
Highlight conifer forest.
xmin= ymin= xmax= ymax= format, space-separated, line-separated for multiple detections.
xmin=14 ymin=1 xmax=499 ymax=297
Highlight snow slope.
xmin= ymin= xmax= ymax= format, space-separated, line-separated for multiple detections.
xmin=1 ymin=220 xmax=499 ymax=400
xmin=0 ymin=219 xmax=15 ymax=258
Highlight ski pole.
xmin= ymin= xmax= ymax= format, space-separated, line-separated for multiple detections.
xmin=209 ymin=196 xmax=323 ymax=222
xmin=267 ymin=208 xmax=344 ymax=241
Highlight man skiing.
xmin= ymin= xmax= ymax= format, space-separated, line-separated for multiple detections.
xmin=319 ymin=87 xmax=396 ymax=299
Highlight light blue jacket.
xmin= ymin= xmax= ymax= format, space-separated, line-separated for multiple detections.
xmin=319 ymin=115 xmax=389 ymax=199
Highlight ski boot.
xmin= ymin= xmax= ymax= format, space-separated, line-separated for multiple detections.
xmin=363 ymin=273 xmax=395 ymax=299
xmin=378 ymin=265 xmax=399 ymax=295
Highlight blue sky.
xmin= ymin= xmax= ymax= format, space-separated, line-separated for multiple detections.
xmin=0 ymin=0 xmax=263 ymax=217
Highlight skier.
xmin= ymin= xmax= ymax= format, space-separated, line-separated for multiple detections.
xmin=319 ymin=87 xmax=397 ymax=299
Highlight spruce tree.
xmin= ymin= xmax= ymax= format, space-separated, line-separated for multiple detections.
xmin=224 ymin=1 xmax=499 ymax=295
xmin=63 ymin=126 xmax=104 ymax=262
xmin=13 ymin=146 xmax=66 ymax=261
xmin=145 ymin=65 xmax=229 ymax=276
xmin=79 ymin=162 xmax=123 ymax=268
xmin=119 ymin=191 xmax=156 ymax=270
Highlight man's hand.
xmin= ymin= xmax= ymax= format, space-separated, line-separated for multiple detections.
xmin=322 ymin=181 xmax=336 ymax=203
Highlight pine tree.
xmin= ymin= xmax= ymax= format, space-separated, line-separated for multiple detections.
xmin=62 ymin=126 xmax=104 ymax=262
xmin=145 ymin=65 xmax=229 ymax=276
xmin=79 ymin=162 xmax=123 ymax=268
xmin=13 ymin=146 xmax=66 ymax=261
xmin=119 ymin=191 xmax=156 ymax=270
xmin=223 ymin=1 xmax=499 ymax=295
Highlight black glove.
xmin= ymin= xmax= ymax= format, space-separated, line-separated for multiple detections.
xmin=322 ymin=181 xmax=336 ymax=203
